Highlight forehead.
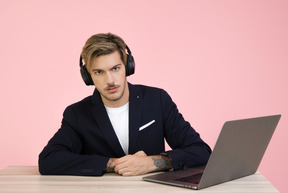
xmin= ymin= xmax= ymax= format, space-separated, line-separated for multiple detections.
xmin=90 ymin=51 xmax=123 ymax=70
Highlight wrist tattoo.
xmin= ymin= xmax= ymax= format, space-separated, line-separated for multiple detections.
xmin=152 ymin=155 xmax=172 ymax=171
xmin=105 ymin=165 xmax=114 ymax=173
xmin=105 ymin=158 xmax=115 ymax=173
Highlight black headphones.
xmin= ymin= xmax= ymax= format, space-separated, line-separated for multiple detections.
xmin=79 ymin=45 xmax=135 ymax=86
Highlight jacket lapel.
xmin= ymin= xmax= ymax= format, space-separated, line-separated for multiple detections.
xmin=91 ymin=89 xmax=125 ymax=157
xmin=128 ymin=84 xmax=143 ymax=154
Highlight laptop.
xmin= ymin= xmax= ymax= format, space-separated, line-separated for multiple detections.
xmin=143 ymin=114 xmax=281 ymax=190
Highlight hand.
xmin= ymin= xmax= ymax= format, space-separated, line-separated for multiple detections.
xmin=105 ymin=158 xmax=117 ymax=173
xmin=111 ymin=151 xmax=155 ymax=176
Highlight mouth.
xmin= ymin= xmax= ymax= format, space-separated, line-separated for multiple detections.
xmin=107 ymin=86 xmax=119 ymax=93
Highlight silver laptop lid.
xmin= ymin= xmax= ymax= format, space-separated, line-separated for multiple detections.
xmin=198 ymin=114 xmax=281 ymax=189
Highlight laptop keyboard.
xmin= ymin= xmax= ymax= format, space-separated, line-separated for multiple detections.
xmin=175 ymin=173 xmax=203 ymax=184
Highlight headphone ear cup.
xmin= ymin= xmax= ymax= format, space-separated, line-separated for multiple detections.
xmin=126 ymin=54 xmax=135 ymax=76
xmin=80 ymin=65 xmax=94 ymax=86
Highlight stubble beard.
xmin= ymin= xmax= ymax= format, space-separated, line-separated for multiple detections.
xmin=101 ymin=79 xmax=128 ymax=103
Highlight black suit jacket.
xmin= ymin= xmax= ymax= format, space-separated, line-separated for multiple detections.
xmin=39 ymin=83 xmax=211 ymax=176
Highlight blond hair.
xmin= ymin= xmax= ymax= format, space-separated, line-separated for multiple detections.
xmin=81 ymin=33 xmax=127 ymax=70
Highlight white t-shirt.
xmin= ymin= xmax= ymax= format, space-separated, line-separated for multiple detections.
xmin=105 ymin=102 xmax=129 ymax=154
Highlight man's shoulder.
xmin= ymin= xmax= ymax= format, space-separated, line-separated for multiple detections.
xmin=129 ymin=83 xmax=170 ymax=99
xmin=65 ymin=95 xmax=94 ymax=111
xmin=130 ymin=83 xmax=165 ymax=94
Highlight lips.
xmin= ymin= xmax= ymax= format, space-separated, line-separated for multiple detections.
xmin=107 ymin=86 xmax=118 ymax=93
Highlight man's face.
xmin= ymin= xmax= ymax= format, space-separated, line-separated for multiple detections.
xmin=89 ymin=51 xmax=129 ymax=107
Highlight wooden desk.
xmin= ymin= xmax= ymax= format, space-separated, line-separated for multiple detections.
xmin=0 ymin=166 xmax=279 ymax=193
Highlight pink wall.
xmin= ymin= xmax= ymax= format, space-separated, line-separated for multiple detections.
xmin=1 ymin=0 xmax=287 ymax=192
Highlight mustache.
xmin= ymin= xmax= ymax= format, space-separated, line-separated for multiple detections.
xmin=105 ymin=84 xmax=119 ymax=90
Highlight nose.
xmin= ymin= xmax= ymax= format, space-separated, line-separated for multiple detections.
xmin=105 ymin=72 xmax=114 ymax=85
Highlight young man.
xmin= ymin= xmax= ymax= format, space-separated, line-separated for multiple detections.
xmin=38 ymin=33 xmax=211 ymax=176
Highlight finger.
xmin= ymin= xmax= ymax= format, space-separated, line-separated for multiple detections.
xmin=134 ymin=150 xmax=147 ymax=156
xmin=114 ymin=160 xmax=130 ymax=173
xmin=110 ymin=158 xmax=118 ymax=168
xmin=117 ymin=166 xmax=131 ymax=175
xmin=110 ymin=156 xmax=129 ymax=168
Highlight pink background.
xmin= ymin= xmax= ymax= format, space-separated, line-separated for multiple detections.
xmin=1 ymin=0 xmax=287 ymax=192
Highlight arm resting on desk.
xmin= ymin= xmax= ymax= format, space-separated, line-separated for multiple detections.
xmin=38 ymin=108 xmax=110 ymax=176
xmin=39 ymin=147 xmax=109 ymax=176
xmin=107 ymin=151 xmax=173 ymax=176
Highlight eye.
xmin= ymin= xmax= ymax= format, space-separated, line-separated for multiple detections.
xmin=94 ymin=70 xmax=103 ymax=75
xmin=112 ymin=66 xmax=120 ymax=71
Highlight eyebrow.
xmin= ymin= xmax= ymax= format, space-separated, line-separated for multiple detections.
xmin=91 ymin=64 xmax=122 ymax=72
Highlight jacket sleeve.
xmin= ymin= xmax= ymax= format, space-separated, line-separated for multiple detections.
xmin=160 ymin=90 xmax=212 ymax=170
xmin=38 ymin=106 xmax=109 ymax=176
